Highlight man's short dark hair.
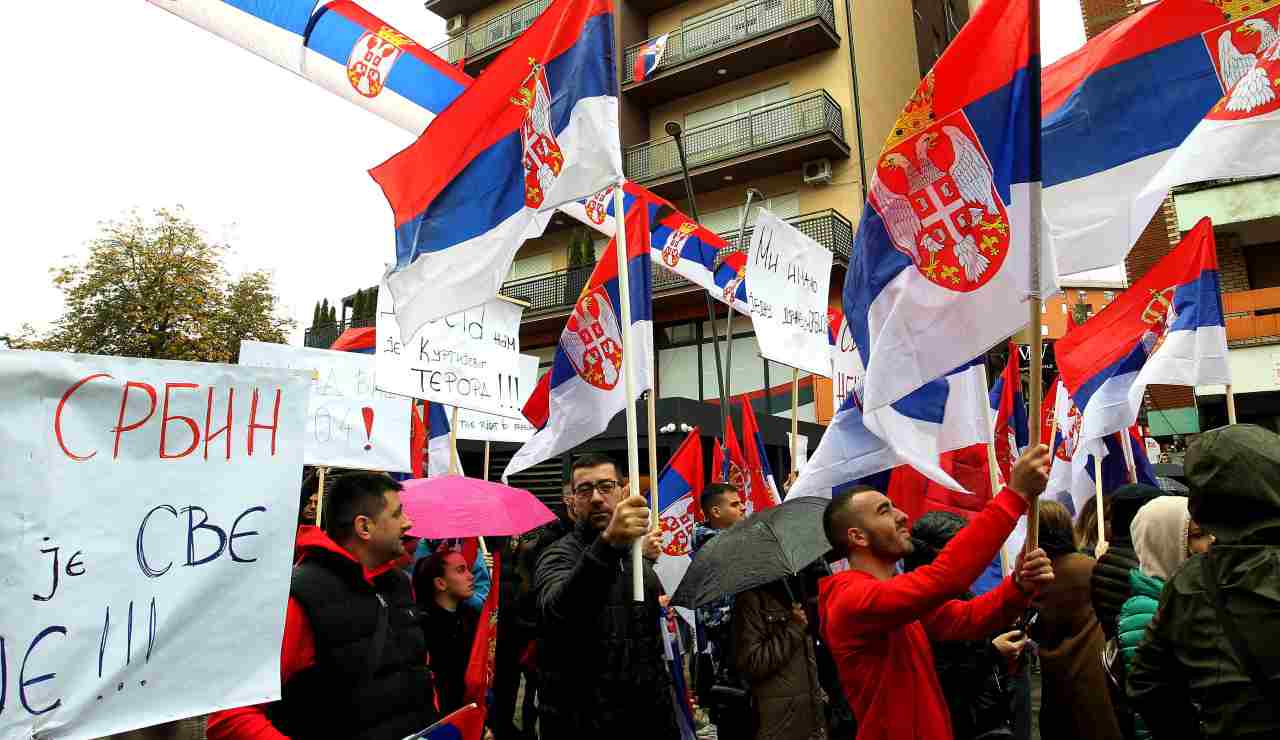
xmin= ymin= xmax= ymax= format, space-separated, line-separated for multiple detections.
xmin=823 ymin=485 xmax=877 ymax=559
xmin=571 ymin=452 xmax=624 ymax=480
xmin=323 ymin=471 xmax=403 ymax=543
xmin=700 ymin=482 xmax=739 ymax=518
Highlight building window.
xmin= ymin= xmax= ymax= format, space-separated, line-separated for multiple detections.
xmin=683 ymin=84 xmax=792 ymax=163
xmin=1104 ymin=290 xmax=1115 ymax=302
xmin=507 ymin=252 xmax=553 ymax=281
xmin=700 ymin=192 xmax=800 ymax=235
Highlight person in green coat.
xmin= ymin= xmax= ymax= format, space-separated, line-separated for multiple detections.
xmin=1117 ymin=496 xmax=1213 ymax=739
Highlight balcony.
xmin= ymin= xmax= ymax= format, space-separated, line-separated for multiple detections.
xmin=303 ymin=316 xmax=373 ymax=349
xmin=623 ymin=90 xmax=849 ymax=201
xmin=1224 ymin=287 xmax=1280 ymax=346
xmin=429 ymin=0 xmax=550 ymax=75
xmin=500 ymin=209 xmax=853 ymax=319
xmin=622 ymin=0 xmax=839 ymax=107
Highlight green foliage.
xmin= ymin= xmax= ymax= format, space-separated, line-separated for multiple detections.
xmin=26 ymin=207 xmax=294 ymax=363
xmin=567 ymin=228 xmax=595 ymax=269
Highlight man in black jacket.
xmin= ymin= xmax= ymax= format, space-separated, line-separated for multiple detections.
xmin=1090 ymin=484 xmax=1163 ymax=639
xmin=416 ymin=549 xmax=481 ymax=715
xmin=534 ymin=453 xmax=680 ymax=739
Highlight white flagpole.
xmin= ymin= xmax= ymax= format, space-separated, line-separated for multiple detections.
xmin=612 ymin=181 xmax=646 ymax=602
xmin=449 ymin=405 xmax=460 ymax=475
xmin=790 ymin=368 xmax=800 ymax=476
xmin=1225 ymin=384 xmax=1238 ymax=424
xmin=1094 ymin=454 xmax=1107 ymax=552
xmin=1119 ymin=430 xmax=1138 ymax=484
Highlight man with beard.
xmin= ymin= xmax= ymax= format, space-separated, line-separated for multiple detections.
xmin=534 ymin=453 xmax=677 ymax=738
xmin=208 ymin=472 xmax=436 ymax=740
xmin=818 ymin=445 xmax=1054 ymax=740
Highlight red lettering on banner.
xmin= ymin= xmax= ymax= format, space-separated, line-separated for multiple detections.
xmin=54 ymin=373 xmax=112 ymax=461
xmin=204 ymin=387 xmax=235 ymax=461
xmin=113 ymin=381 xmax=158 ymax=459
xmin=159 ymin=382 xmax=200 ymax=459
xmin=248 ymin=388 xmax=282 ymax=456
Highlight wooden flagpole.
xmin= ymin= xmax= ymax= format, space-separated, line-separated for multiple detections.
xmin=647 ymin=389 xmax=660 ymax=524
xmin=483 ymin=441 xmax=491 ymax=482
xmin=790 ymin=368 xmax=800 ymax=477
xmin=1226 ymin=384 xmax=1238 ymax=424
xmin=1094 ymin=455 xmax=1107 ymax=552
xmin=1025 ymin=0 xmax=1044 ymax=552
xmin=315 ymin=466 xmax=328 ymax=529
xmin=612 ymin=182 xmax=647 ymax=602
xmin=1119 ymin=430 xmax=1138 ymax=484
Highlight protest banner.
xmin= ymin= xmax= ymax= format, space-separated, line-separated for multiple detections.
xmin=745 ymin=209 xmax=833 ymax=377
xmin=453 ymin=355 xmax=542 ymax=443
xmin=376 ymin=278 xmax=528 ymax=419
xmin=239 ymin=341 xmax=412 ymax=472
xmin=0 ymin=351 xmax=309 ymax=740
xmin=829 ymin=311 xmax=865 ymax=416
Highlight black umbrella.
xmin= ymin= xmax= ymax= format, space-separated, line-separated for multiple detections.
xmin=671 ymin=496 xmax=831 ymax=610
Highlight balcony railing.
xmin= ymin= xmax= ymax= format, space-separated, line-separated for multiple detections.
xmin=624 ymin=91 xmax=844 ymax=183
xmin=500 ymin=209 xmax=853 ymax=316
xmin=303 ymin=316 xmax=374 ymax=349
xmin=623 ymin=0 xmax=836 ymax=84
xmin=430 ymin=0 xmax=551 ymax=64
xmin=1223 ymin=286 xmax=1280 ymax=345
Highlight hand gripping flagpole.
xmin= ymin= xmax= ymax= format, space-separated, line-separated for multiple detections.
xmin=666 ymin=121 xmax=730 ymax=446
xmin=612 ymin=180 xmax=647 ymax=602
xmin=1025 ymin=0 xmax=1044 ymax=553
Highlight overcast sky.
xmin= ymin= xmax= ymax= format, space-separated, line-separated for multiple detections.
xmin=0 ymin=1 xmax=1088 ymax=344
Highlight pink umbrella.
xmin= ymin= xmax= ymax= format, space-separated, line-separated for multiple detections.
xmin=400 ymin=475 xmax=556 ymax=539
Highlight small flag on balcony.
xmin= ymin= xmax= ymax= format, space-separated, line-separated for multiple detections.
xmin=633 ymin=33 xmax=669 ymax=82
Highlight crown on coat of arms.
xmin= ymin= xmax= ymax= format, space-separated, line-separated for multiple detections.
xmin=880 ymin=72 xmax=936 ymax=156
xmin=510 ymin=58 xmax=544 ymax=109
xmin=374 ymin=26 xmax=415 ymax=49
xmin=1212 ymin=0 xmax=1280 ymax=20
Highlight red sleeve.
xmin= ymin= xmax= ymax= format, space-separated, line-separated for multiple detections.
xmin=206 ymin=598 xmax=316 ymax=740
xmin=829 ymin=488 xmax=1026 ymax=636
xmin=920 ymin=576 xmax=1029 ymax=642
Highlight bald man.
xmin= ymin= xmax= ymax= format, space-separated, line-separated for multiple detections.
xmin=818 ymin=445 xmax=1053 ymax=740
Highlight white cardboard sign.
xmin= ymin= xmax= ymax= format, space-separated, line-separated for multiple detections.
xmin=830 ymin=312 xmax=865 ymax=416
xmin=746 ymin=209 xmax=833 ymax=377
xmin=239 ymin=341 xmax=411 ymax=472
xmin=0 ymin=351 xmax=309 ymax=740
xmin=376 ymin=279 xmax=527 ymax=419
xmin=454 ymin=355 xmax=542 ymax=442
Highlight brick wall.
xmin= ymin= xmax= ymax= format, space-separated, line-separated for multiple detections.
xmin=1217 ymin=234 xmax=1252 ymax=293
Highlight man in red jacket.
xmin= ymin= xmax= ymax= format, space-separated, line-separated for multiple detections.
xmin=819 ymin=444 xmax=1053 ymax=740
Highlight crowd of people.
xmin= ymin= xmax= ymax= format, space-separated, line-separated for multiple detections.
xmin=112 ymin=423 xmax=1278 ymax=740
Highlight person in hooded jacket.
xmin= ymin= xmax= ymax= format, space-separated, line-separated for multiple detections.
xmin=1128 ymin=424 xmax=1280 ymax=739
xmin=1116 ymin=496 xmax=1213 ymax=740
xmin=1090 ymin=484 xmax=1164 ymax=640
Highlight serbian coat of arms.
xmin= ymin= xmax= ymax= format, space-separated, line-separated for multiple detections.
xmin=1203 ymin=2 xmax=1280 ymax=120
xmin=659 ymin=495 xmax=696 ymax=557
xmin=511 ymin=59 xmax=565 ymax=209
xmin=584 ymin=186 xmax=613 ymax=225
xmin=661 ymin=221 xmax=697 ymax=268
xmin=347 ymin=26 xmax=413 ymax=98
xmin=869 ymin=110 xmax=1011 ymax=292
xmin=562 ymin=285 xmax=624 ymax=390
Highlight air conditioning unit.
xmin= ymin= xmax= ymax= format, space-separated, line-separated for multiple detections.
xmin=802 ymin=158 xmax=832 ymax=185
xmin=446 ymin=14 xmax=468 ymax=37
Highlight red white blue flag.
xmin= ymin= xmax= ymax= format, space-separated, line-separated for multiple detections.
xmin=654 ymin=428 xmax=704 ymax=595
xmin=1056 ymin=218 xmax=1229 ymax=494
xmin=371 ymin=0 xmax=623 ymax=337
xmin=988 ymin=342 xmax=1028 ymax=485
xmin=633 ymin=33 xmax=670 ymax=82
xmin=740 ymin=400 xmax=780 ymax=511
xmin=504 ymin=202 xmax=652 ymax=479
xmin=427 ymin=402 xmax=461 ymax=478
xmin=463 ymin=553 xmax=500 ymax=711
xmin=410 ymin=703 xmax=485 ymax=740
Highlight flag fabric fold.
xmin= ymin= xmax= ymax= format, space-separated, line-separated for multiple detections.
xmin=462 ymin=553 xmax=500 ymax=711
xmin=412 ymin=703 xmax=485 ymax=739
xmin=503 ymin=201 xmax=653 ymax=480
xmin=1056 ymin=218 xmax=1230 ymax=479
xmin=660 ymin=607 xmax=699 ymax=740
xmin=1040 ymin=0 xmax=1233 ymax=275
xmin=846 ymin=0 xmax=1042 ymax=421
xmin=427 ymin=402 xmax=460 ymax=478
xmin=654 ymin=428 xmax=704 ymax=592
xmin=633 ymin=33 xmax=670 ymax=82
xmin=740 ymin=400 xmax=781 ymax=511
xmin=715 ymin=413 xmax=755 ymax=511
xmin=988 ymin=342 xmax=1028 ymax=484
xmin=370 ymin=0 xmax=623 ymax=336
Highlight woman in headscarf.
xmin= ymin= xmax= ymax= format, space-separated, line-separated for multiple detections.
xmin=1030 ymin=501 xmax=1124 ymax=740
xmin=1116 ymin=496 xmax=1213 ymax=739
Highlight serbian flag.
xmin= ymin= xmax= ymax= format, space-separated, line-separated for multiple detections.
xmin=410 ymin=401 xmax=427 ymax=478
xmin=1041 ymin=0 xmax=1236 ymax=275
xmin=462 ymin=553 xmax=500 ymax=712
xmin=653 ymin=428 xmax=703 ymax=596
xmin=633 ymin=33 xmax=670 ymax=82
xmin=713 ymin=251 xmax=750 ymax=314
xmin=1047 ymin=405 xmax=1158 ymax=517
xmin=660 ymin=607 xmax=699 ymax=740
xmin=714 ymin=416 xmax=758 ymax=510
xmin=370 ymin=0 xmax=623 ymax=337
xmin=1056 ymin=218 xmax=1229 ymax=485
xmin=560 ymin=182 xmax=746 ymax=312
xmin=988 ymin=342 xmax=1028 ymax=484
xmin=147 ymin=0 xmax=472 ymax=133
xmin=1142 ymin=5 xmax=1280 ymax=198
xmin=411 ymin=703 xmax=485 ymax=740
xmin=504 ymin=203 xmax=652 ymax=480
xmin=427 ymin=402 xmax=462 ymax=478
xmin=846 ymin=0 xmax=1045 ymax=428
xmin=740 ymin=400 xmax=780 ymax=510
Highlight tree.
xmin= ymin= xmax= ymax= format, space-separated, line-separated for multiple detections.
xmin=568 ymin=228 xmax=594 ymax=270
xmin=328 ymin=304 xmax=337 ymax=325
xmin=1071 ymin=299 xmax=1091 ymax=326
xmin=320 ymin=298 xmax=332 ymax=326
xmin=312 ymin=301 xmax=323 ymax=328
xmin=24 ymin=207 xmax=294 ymax=363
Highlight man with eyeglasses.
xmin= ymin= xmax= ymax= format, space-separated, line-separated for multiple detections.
xmin=533 ymin=452 xmax=680 ymax=739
